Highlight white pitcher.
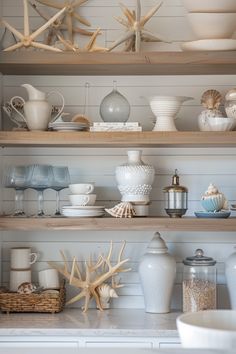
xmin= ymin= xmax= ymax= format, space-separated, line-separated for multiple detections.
xmin=10 ymin=84 xmax=64 ymax=131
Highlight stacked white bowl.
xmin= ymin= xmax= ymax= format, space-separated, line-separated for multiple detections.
xmin=68 ymin=183 xmax=96 ymax=206
xmin=182 ymin=0 xmax=236 ymax=50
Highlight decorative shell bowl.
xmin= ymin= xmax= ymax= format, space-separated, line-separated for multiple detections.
xmin=187 ymin=13 xmax=236 ymax=39
xmin=203 ymin=117 xmax=236 ymax=131
xmin=201 ymin=194 xmax=225 ymax=212
xmin=182 ymin=0 xmax=236 ymax=13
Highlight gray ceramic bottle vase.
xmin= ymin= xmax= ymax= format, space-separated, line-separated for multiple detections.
xmin=139 ymin=232 xmax=176 ymax=313
xmin=225 ymin=246 xmax=236 ymax=309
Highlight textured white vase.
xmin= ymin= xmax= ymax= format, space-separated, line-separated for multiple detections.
xmin=115 ymin=150 xmax=155 ymax=203
xmin=138 ymin=232 xmax=176 ymax=313
xmin=225 ymin=247 xmax=236 ymax=309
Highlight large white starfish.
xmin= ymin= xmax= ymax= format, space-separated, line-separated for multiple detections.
xmin=36 ymin=0 xmax=92 ymax=42
xmin=2 ymin=0 xmax=65 ymax=52
xmin=109 ymin=0 xmax=168 ymax=52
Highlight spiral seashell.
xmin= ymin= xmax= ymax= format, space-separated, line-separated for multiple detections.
xmin=201 ymin=90 xmax=222 ymax=110
xmin=105 ymin=202 xmax=136 ymax=218
xmin=97 ymin=284 xmax=118 ymax=299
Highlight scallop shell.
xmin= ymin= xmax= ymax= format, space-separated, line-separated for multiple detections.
xmin=105 ymin=202 xmax=136 ymax=218
xmin=201 ymin=90 xmax=222 ymax=110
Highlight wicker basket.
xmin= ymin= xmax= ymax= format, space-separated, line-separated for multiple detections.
xmin=0 ymin=285 xmax=66 ymax=314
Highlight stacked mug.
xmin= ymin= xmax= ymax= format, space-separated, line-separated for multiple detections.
xmin=68 ymin=183 xmax=96 ymax=206
xmin=9 ymin=247 xmax=38 ymax=292
xmin=182 ymin=0 xmax=236 ymax=48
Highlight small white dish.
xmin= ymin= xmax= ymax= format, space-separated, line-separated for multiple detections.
xmin=181 ymin=39 xmax=236 ymax=51
xmin=204 ymin=117 xmax=236 ymax=131
xmin=187 ymin=13 xmax=236 ymax=40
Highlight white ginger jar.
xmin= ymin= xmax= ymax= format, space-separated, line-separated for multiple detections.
xmin=139 ymin=232 xmax=176 ymax=313
xmin=115 ymin=150 xmax=155 ymax=203
xmin=225 ymin=246 xmax=236 ymax=310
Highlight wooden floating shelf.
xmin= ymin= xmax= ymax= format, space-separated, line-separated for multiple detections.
xmin=1 ymin=131 xmax=236 ymax=147
xmin=1 ymin=51 xmax=236 ymax=76
xmin=0 ymin=216 xmax=236 ymax=231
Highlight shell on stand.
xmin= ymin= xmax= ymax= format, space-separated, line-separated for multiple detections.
xmin=201 ymin=90 xmax=222 ymax=110
xmin=105 ymin=202 xmax=136 ymax=218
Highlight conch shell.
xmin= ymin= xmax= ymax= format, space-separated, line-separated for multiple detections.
xmin=201 ymin=90 xmax=222 ymax=110
xmin=105 ymin=202 xmax=136 ymax=218
xmin=97 ymin=284 xmax=118 ymax=309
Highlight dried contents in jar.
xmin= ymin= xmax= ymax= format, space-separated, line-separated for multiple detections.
xmin=183 ymin=279 xmax=216 ymax=312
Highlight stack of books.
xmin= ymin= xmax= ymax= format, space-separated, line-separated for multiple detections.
xmin=90 ymin=122 xmax=142 ymax=132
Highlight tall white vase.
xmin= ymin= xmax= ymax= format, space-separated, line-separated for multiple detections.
xmin=138 ymin=232 xmax=176 ymax=313
xmin=225 ymin=247 xmax=236 ymax=309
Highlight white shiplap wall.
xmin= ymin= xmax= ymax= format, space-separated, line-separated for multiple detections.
xmin=1 ymin=0 xmax=236 ymax=311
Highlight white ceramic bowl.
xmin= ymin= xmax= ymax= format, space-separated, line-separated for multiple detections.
xmin=206 ymin=117 xmax=236 ymax=131
xmin=69 ymin=194 xmax=97 ymax=206
xmin=177 ymin=310 xmax=236 ymax=349
xmin=183 ymin=0 xmax=236 ymax=13
xmin=147 ymin=96 xmax=193 ymax=117
xmin=187 ymin=13 xmax=236 ymax=39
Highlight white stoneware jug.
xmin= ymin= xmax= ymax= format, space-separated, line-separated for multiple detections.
xmin=10 ymin=84 xmax=64 ymax=131
xmin=139 ymin=232 xmax=176 ymax=313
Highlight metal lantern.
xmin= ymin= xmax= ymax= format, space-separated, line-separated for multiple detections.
xmin=163 ymin=169 xmax=188 ymax=218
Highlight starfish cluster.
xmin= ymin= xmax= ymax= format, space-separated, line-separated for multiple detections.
xmin=1 ymin=0 xmax=167 ymax=53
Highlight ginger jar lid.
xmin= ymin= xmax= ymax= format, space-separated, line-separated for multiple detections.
xmin=146 ymin=232 xmax=168 ymax=254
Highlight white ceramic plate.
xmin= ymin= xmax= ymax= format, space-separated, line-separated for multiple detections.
xmin=181 ymin=39 xmax=236 ymax=51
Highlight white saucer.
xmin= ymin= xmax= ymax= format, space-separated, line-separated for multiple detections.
xmin=181 ymin=39 xmax=236 ymax=51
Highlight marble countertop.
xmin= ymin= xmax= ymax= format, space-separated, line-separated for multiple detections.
xmin=0 ymin=309 xmax=179 ymax=337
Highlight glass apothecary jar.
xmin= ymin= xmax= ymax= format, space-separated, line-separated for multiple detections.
xmin=182 ymin=249 xmax=216 ymax=312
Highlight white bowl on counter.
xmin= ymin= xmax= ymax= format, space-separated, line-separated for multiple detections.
xmin=187 ymin=13 xmax=236 ymax=39
xmin=183 ymin=0 xmax=236 ymax=13
xmin=177 ymin=310 xmax=236 ymax=349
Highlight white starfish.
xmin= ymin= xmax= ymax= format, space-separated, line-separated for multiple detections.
xmin=36 ymin=0 xmax=92 ymax=42
xmin=2 ymin=0 xmax=66 ymax=52
xmin=109 ymin=0 xmax=168 ymax=52
xmin=57 ymin=28 xmax=108 ymax=52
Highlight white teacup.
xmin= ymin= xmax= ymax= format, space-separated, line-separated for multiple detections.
xmin=69 ymin=183 xmax=94 ymax=194
xmin=10 ymin=269 xmax=31 ymax=292
xmin=38 ymin=269 xmax=60 ymax=290
xmin=10 ymin=247 xmax=38 ymax=270
xmin=69 ymin=194 xmax=97 ymax=206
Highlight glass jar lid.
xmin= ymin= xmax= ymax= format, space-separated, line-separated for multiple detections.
xmin=183 ymin=248 xmax=216 ymax=266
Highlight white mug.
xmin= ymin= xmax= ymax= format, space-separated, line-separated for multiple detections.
xmin=10 ymin=269 xmax=31 ymax=292
xmin=10 ymin=247 xmax=38 ymax=270
xmin=38 ymin=269 xmax=60 ymax=290
xmin=69 ymin=183 xmax=94 ymax=195
xmin=69 ymin=194 xmax=96 ymax=206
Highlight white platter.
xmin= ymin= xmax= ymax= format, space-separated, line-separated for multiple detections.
xmin=181 ymin=39 xmax=236 ymax=51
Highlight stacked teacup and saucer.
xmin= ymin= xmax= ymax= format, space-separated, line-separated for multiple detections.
xmin=9 ymin=247 xmax=38 ymax=292
xmin=62 ymin=183 xmax=105 ymax=217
